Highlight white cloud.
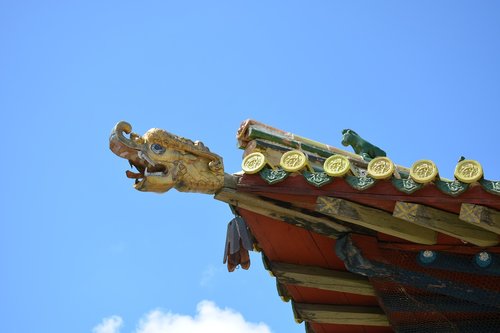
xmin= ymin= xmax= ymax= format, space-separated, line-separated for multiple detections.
xmin=93 ymin=301 xmax=271 ymax=333
xmin=136 ymin=300 xmax=272 ymax=333
xmin=93 ymin=315 xmax=123 ymax=333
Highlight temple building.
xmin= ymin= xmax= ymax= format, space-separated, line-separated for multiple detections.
xmin=110 ymin=119 xmax=500 ymax=333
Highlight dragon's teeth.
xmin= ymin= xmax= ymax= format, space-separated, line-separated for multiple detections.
xmin=144 ymin=167 xmax=164 ymax=177
xmin=138 ymin=151 xmax=156 ymax=166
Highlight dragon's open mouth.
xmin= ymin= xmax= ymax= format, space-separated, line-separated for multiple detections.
xmin=125 ymin=159 xmax=168 ymax=188
xmin=110 ymin=120 xmax=225 ymax=194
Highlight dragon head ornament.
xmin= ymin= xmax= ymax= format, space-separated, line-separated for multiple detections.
xmin=109 ymin=121 xmax=224 ymax=194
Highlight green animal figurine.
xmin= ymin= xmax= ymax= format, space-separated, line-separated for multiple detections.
xmin=341 ymin=129 xmax=386 ymax=161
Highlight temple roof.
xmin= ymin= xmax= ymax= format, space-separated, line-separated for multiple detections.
xmin=216 ymin=120 xmax=500 ymax=333
xmin=237 ymin=119 xmax=500 ymax=198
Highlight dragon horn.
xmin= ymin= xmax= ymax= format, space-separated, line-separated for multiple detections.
xmin=110 ymin=121 xmax=144 ymax=150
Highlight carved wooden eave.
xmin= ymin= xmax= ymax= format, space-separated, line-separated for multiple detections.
xmin=110 ymin=119 xmax=500 ymax=333
xmin=221 ymin=120 xmax=500 ymax=333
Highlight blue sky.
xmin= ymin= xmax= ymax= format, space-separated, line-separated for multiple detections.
xmin=1 ymin=1 xmax=500 ymax=333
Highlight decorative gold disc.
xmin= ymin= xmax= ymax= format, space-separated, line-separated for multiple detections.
xmin=323 ymin=155 xmax=350 ymax=177
xmin=367 ymin=156 xmax=395 ymax=179
xmin=454 ymin=159 xmax=483 ymax=183
xmin=242 ymin=152 xmax=267 ymax=174
xmin=280 ymin=150 xmax=308 ymax=172
xmin=410 ymin=160 xmax=438 ymax=183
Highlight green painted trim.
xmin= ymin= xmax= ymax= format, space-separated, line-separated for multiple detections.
xmin=480 ymin=179 xmax=500 ymax=196
xmin=435 ymin=179 xmax=469 ymax=196
xmin=345 ymin=175 xmax=377 ymax=190
xmin=259 ymin=167 xmax=289 ymax=184
xmin=392 ymin=177 xmax=423 ymax=194
xmin=301 ymin=142 xmax=333 ymax=158
xmin=249 ymin=161 xmax=500 ymax=198
xmin=245 ymin=126 xmax=363 ymax=163
xmin=247 ymin=127 xmax=301 ymax=149
xmin=252 ymin=139 xmax=328 ymax=167
xmin=303 ymin=171 xmax=333 ymax=187
xmin=255 ymin=169 xmax=499 ymax=197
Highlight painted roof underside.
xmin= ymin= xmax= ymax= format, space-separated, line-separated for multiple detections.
xmin=229 ymin=120 xmax=500 ymax=333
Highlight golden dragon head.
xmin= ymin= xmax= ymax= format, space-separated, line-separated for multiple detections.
xmin=109 ymin=121 xmax=224 ymax=194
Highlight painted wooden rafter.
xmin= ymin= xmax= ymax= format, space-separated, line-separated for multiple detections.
xmin=293 ymin=303 xmax=390 ymax=327
xmin=215 ymin=188 xmax=350 ymax=238
xmin=270 ymin=261 xmax=376 ymax=296
xmin=460 ymin=203 xmax=500 ymax=235
xmin=394 ymin=201 xmax=499 ymax=247
xmin=316 ymin=196 xmax=437 ymax=245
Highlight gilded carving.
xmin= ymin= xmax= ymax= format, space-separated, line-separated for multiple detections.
xmin=410 ymin=160 xmax=438 ymax=183
xmin=454 ymin=160 xmax=483 ymax=183
xmin=367 ymin=157 xmax=394 ymax=180
xmin=109 ymin=121 xmax=224 ymax=193
xmin=280 ymin=150 xmax=309 ymax=172
xmin=323 ymin=155 xmax=350 ymax=177
xmin=242 ymin=152 xmax=267 ymax=174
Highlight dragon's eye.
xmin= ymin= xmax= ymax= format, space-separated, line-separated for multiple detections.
xmin=151 ymin=143 xmax=166 ymax=154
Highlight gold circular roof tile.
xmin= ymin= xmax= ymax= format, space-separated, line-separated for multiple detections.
xmin=367 ymin=156 xmax=395 ymax=180
xmin=280 ymin=150 xmax=308 ymax=172
xmin=455 ymin=159 xmax=483 ymax=183
xmin=242 ymin=152 xmax=267 ymax=174
xmin=410 ymin=160 xmax=438 ymax=183
xmin=323 ymin=155 xmax=351 ymax=177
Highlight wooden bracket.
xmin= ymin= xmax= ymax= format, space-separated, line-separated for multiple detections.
xmin=215 ymin=188 xmax=350 ymax=238
xmin=293 ymin=303 xmax=389 ymax=327
xmin=270 ymin=261 xmax=376 ymax=296
xmin=394 ymin=201 xmax=498 ymax=247
xmin=460 ymin=203 xmax=500 ymax=235
xmin=316 ymin=196 xmax=437 ymax=245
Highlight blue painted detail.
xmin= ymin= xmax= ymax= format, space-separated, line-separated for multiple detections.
xmin=395 ymin=319 xmax=500 ymax=333
xmin=335 ymin=235 xmax=500 ymax=309
xmin=380 ymin=293 xmax=500 ymax=313
xmin=475 ymin=251 xmax=493 ymax=268
xmin=390 ymin=264 xmax=500 ymax=309
xmin=418 ymin=250 xmax=437 ymax=264
xmin=413 ymin=250 xmax=500 ymax=276
xmin=334 ymin=235 xmax=391 ymax=278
